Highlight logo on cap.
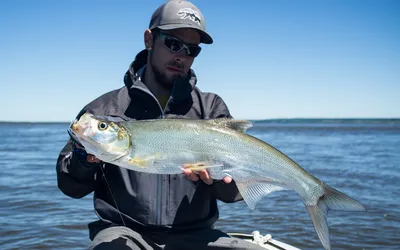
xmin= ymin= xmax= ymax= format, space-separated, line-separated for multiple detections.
xmin=177 ymin=8 xmax=201 ymax=26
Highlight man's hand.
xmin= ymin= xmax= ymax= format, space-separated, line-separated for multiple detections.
xmin=87 ymin=155 xmax=101 ymax=163
xmin=74 ymin=142 xmax=101 ymax=163
xmin=183 ymin=164 xmax=232 ymax=185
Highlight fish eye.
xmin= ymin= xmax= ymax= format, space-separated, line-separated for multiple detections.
xmin=98 ymin=122 xmax=108 ymax=131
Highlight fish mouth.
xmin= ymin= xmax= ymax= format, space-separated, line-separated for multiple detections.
xmin=67 ymin=126 xmax=99 ymax=152
xmin=67 ymin=121 xmax=82 ymax=145
xmin=67 ymin=117 xmax=92 ymax=145
xmin=67 ymin=121 xmax=95 ymax=148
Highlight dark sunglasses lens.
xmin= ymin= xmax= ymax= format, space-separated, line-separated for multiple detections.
xmin=164 ymin=36 xmax=201 ymax=57
xmin=189 ymin=46 xmax=201 ymax=57
xmin=165 ymin=37 xmax=184 ymax=52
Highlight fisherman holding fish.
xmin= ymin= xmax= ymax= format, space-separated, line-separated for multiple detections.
xmin=57 ymin=0 xmax=264 ymax=249
xmin=58 ymin=1 xmax=368 ymax=249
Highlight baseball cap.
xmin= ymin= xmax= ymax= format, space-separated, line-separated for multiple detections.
xmin=149 ymin=0 xmax=213 ymax=44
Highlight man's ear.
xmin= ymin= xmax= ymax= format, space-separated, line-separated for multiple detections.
xmin=144 ymin=29 xmax=153 ymax=50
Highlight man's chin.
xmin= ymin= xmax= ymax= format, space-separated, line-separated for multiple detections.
xmin=165 ymin=74 xmax=185 ymax=85
xmin=153 ymin=69 xmax=186 ymax=88
xmin=166 ymin=70 xmax=185 ymax=79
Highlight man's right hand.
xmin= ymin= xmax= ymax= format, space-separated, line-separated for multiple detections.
xmin=74 ymin=142 xmax=101 ymax=163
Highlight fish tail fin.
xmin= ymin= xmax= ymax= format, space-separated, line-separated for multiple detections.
xmin=305 ymin=183 xmax=366 ymax=250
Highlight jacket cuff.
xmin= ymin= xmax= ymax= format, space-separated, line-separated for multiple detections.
xmin=211 ymin=180 xmax=243 ymax=203
xmin=68 ymin=152 xmax=100 ymax=181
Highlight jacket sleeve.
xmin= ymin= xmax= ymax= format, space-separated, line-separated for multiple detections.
xmin=56 ymin=138 xmax=100 ymax=199
xmin=205 ymin=94 xmax=243 ymax=203
xmin=56 ymin=107 xmax=102 ymax=199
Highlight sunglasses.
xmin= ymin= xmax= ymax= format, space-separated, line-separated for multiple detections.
xmin=156 ymin=32 xmax=202 ymax=58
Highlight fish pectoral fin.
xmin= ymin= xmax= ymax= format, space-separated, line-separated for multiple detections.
xmin=127 ymin=155 xmax=156 ymax=168
xmin=236 ymin=180 xmax=287 ymax=210
xmin=127 ymin=157 xmax=149 ymax=168
xmin=127 ymin=153 xmax=168 ymax=168
xmin=183 ymin=162 xmax=224 ymax=171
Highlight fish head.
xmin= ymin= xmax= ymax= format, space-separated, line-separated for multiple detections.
xmin=68 ymin=112 xmax=130 ymax=162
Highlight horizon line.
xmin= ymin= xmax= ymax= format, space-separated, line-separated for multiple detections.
xmin=1 ymin=117 xmax=400 ymax=124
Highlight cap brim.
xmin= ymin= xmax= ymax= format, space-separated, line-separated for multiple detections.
xmin=156 ymin=24 xmax=213 ymax=44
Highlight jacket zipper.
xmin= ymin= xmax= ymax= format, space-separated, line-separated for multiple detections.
xmin=130 ymin=85 xmax=172 ymax=225
xmin=156 ymin=96 xmax=172 ymax=225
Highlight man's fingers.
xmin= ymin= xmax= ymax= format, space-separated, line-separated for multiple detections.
xmin=182 ymin=164 xmax=218 ymax=185
xmin=183 ymin=168 xmax=192 ymax=175
xmin=223 ymin=176 xmax=232 ymax=184
xmin=183 ymin=169 xmax=199 ymax=182
xmin=74 ymin=142 xmax=100 ymax=163
xmin=183 ymin=168 xmax=213 ymax=184
xmin=87 ymin=155 xmax=100 ymax=163
xmin=198 ymin=170 xmax=213 ymax=185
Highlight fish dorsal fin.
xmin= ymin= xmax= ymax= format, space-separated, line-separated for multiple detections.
xmin=206 ymin=119 xmax=253 ymax=133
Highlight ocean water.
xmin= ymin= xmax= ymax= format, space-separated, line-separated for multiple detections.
xmin=0 ymin=120 xmax=399 ymax=250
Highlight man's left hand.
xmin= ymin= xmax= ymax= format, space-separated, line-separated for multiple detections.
xmin=183 ymin=164 xmax=232 ymax=185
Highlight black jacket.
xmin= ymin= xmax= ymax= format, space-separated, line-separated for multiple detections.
xmin=56 ymin=49 xmax=243 ymax=240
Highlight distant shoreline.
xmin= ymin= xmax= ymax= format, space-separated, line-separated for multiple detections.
xmin=1 ymin=118 xmax=400 ymax=125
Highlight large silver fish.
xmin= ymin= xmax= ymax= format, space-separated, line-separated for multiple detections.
xmin=68 ymin=112 xmax=366 ymax=250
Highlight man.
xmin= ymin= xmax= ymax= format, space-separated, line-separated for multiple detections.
xmin=57 ymin=1 xmax=263 ymax=249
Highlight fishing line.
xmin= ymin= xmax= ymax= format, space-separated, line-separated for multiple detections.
xmin=99 ymin=162 xmax=127 ymax=228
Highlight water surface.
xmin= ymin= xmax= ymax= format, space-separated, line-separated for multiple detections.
xmin=0 ymin=120 xmax=399 ymax=249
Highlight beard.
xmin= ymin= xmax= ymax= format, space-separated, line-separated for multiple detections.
xmin=149 ymin=50 xmax=187 ymax=89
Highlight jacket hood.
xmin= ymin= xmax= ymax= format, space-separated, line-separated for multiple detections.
xmin=123 ymin=49 xmax=198 ymax=101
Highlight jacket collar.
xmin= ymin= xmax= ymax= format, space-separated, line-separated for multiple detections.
xmin=123 ymin=49 xmax=197 ymax=101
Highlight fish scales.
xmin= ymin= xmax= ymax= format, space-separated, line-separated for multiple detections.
xmin=124 ymin=119 xmax=322 ymax=204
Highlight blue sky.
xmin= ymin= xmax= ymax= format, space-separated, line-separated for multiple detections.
xmin=1 ymin=0 xmax=399 ymax=122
